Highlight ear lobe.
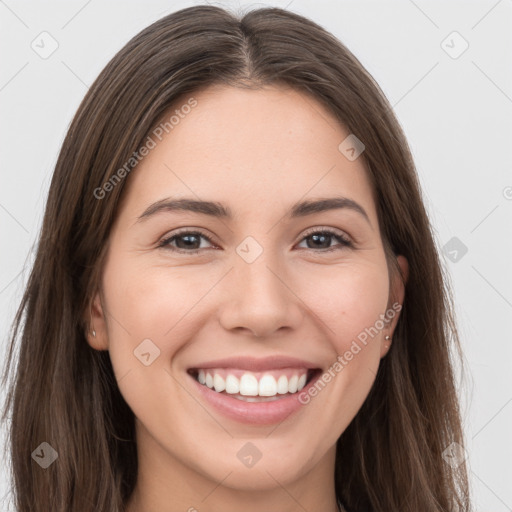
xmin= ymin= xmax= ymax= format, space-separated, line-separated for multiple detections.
xmin=85 ymin=291 xmax=109 ymax=351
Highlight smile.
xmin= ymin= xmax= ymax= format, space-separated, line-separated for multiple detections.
xmin=186 ymin=356 xmax=323 ymax=424
xmin=189 ymin=368 xmax=311 ymax=401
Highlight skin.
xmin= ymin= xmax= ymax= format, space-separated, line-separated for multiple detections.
xmin=87 ymin=84 xmax=408 ymax=512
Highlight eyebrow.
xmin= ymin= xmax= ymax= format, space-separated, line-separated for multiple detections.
xmin=136 ymin=196 xmax=372 ymax=226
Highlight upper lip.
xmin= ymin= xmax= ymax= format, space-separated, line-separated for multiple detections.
xmin=188 ymin=355 xmax=321 ymax=372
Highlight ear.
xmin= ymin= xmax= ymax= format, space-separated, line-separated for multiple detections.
xmin=85 ymin=290 xmax=109 ymax=351
xmin=380 ymin=254 xmax=408 ymax=358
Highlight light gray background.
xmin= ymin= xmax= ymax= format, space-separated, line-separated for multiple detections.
xmin=1 ymin=0 xmax=511 ymax=510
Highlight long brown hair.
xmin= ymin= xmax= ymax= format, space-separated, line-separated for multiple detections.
xmin=1 ymin=5 xmax=471 ymax=511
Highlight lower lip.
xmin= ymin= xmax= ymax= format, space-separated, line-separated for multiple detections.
xmin=189 ymin=371 xmax=320 ymax=425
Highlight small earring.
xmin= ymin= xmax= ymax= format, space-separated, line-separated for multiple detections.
xmin=385 ymin=335 xmax=390 ymax=340
xmin=92 ymin=329 xmax=96 ymax=337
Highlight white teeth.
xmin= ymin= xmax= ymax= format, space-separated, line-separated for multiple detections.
xmin=240 ymin=374 xmax=259 ymax=396
xmin=213 ymin=374 xmax=225 ymax=392
xmin=195 ymin=369 xmax=311 ymax=397
xmin=225 ymin=374 xmax=240 ymax=394
xmin=233 ymin=395 xmax=282 ymax=402
xmin=277 ymin=375 xmax=289 ymax=394
xmin=288 ymin=375 xmax=299 ymax=393
xmin=258 ymin=375 xmax=277 ymax=396
xmin=297 ymin=373 xmax=307 ymax=390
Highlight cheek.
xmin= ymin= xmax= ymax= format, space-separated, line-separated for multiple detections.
xmin=311 ymin=261 xmax=389 ymax=330
xmin=100 ymin=253 xmax=218 ymax=380
xmin=303 ymin=261 xmax=389 ymax=365
xmin=100 ymin=258 xmax=192 ymax=425
xmin=103 ymin=253 xmax=200 ymax=338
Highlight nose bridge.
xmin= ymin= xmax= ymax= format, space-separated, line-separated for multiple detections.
xmin=218 ymin=242 xmax=303 ymax=337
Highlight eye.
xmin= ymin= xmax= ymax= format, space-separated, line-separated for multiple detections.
xmin=158 ymin=229 xmax=217 ymax=254
xmin=158 ymin=227 xmax=353 ymax=255
xmin=296 ymin=227 xmax=353 ymax=252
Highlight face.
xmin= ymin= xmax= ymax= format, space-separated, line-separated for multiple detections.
xmin=88 ymin=84 xmax=407 ymax=499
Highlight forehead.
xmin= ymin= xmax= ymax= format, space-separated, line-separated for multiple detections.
xmin=119 ymin=84 xmax=378 ymax=226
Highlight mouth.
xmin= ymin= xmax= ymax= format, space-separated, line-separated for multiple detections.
xmin=185 ymin=356 xmax=324 ymax=425
xmin=187 ymin=367 xmax=322 ymax=402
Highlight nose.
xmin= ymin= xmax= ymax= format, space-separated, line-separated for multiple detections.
xmin=218 ymin=256 xmax=304 ymax=339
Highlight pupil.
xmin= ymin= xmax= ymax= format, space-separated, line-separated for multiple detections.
xmin=178 ymin=234 xmax=199 ymax=249
xmin=310 ymin=233 xmax=329 ymax=249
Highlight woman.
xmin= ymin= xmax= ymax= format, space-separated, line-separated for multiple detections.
xmin=1 ymin=5 xmax=471 ymax=512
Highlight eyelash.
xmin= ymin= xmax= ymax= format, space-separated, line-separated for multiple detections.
xmin=157 ymin=227 xmax=353 ymax=255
